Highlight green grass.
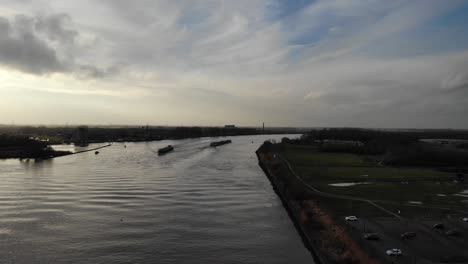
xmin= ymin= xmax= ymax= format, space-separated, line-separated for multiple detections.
xmin=320 ymin=196 xmax=391 ymax=218
xmin=295 ymin=166 xmax=452 ymax=182
xmin=318 ymin=181 xmax=464 ymax=205
xmin=283 ymin=145 xmax=372 ymax=167
xmin=281 ymin=144 xmax=467 ymax=212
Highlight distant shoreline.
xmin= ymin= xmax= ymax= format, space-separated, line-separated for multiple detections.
xmin=44 ymin=144 xmax=113 ymax=160
xmin=0 ymin=125 xmax=299 ymax=160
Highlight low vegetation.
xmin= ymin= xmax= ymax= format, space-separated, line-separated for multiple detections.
xmin=297 ymin=128 xmax=468 ymax=169
xmin=0 ymin=134 xmax=70 ymax=159
xmin=281 ymin=138 xmax=467 ymax=213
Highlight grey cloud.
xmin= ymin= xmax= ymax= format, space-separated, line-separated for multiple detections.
xmin=0 ymin=15 xmax=66 ymax=74
xmin=35 ymin=13 xmax=77 ymax=44
xmin=314 ymin=84 xmax=468 ymax=128
xmin=0 ymin=13 xmax=111 ymax=78
xmin=96 ymin=0 xmax=282 ymax=76
xmin=297 ymin=55 xmax=468 ymax=128
xmin=77 ymin=65 xmax=107 ymax=79
xmin=76 ymin=64 xmax=123 ymax=79
xmin=316 ymin=91 xmax=362 ymax=105
xmin=1 ymin=0 xmax=467 ymax=128
xmin=441 ymin=71 xmax=468 ymax=93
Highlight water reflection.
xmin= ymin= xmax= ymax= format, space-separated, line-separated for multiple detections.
xmin=0 ymin=135 xmax=313 ymax=264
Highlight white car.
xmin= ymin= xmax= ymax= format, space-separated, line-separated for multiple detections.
xmin=345 ymin=216 xmax=358 ymax=221
xmin=463 ymin=217 xmax=468 ymax=222
xmin=386 ymin=249 xmax=402 ymax=256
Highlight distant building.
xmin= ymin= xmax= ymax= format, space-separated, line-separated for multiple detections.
xmin=224 ymin=125 xmax=236 ymax=128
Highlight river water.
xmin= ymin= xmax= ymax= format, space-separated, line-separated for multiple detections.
xmin=0 ymin=135 xmax=314 ymax=264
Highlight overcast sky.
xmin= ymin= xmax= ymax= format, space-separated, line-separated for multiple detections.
xmin=1 ymin=0 xmax=468 ymax=128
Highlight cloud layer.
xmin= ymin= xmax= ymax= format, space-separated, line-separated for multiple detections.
xmin=1 ymin=0 xmax=468 ymax=128
xmin=0 ymin=14 xmax=71 ymax=74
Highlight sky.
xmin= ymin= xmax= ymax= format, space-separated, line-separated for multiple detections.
xmin=1 ymin=0 xmax=468 ymax=128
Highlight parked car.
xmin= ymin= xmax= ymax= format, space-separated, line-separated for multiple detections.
xmin=432 ymin=223 xmax=444 ymax=229
xmin=400 ymin=232 xmax=416 ymax=240
xmin=345 ymin=216 xmax=358 ymax=221
xmin=386 ymin=249 xmax=402 ymax=256
xmin=463 ymin=217 xmax=468 ymax=222
xmin=364 ymin=233 xmax=380 ymax=240
xmin=445 ymin=229 xmax=461 ymax=236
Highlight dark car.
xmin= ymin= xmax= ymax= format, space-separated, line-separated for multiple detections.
xmin=445 ymin=229 xmax=461 ymax=236
xmin=432 ymin=223 xmax=444 ymax=229
xmin=364 ymin=233 xmax=380 ymax=240
xmin=400 ymin=232 xmax=416 ymax=240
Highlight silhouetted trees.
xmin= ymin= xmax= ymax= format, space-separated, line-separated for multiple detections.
xmin=0 ymin=125 xmax=294 ymax=145
xmin=385 ymin=143 xmax=468 ymax=167
xmin=296 ymin=128 xmax=468 ymax=167
xmin=0 ymin=134 xmax=67 ymax=159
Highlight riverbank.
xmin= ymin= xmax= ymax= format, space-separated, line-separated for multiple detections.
xmin=256 ymin=150 xmax=328 ymax=264
xmin=0 ymin=134 xmax=72 ymax=159
xmin=0 ymin=143 xmax=111 ymax=160
xmin=43 ymin=144 xmax=112 ymax=159
xmin=257 ymin=144 xmax=388 ymax=263
xmin=0 ymin=149 xmax=72 ymax=159
xmin=258 ymin=140 xmax=468 ymax=264
xmin=257 ymin=148 xmax=381 ymax=263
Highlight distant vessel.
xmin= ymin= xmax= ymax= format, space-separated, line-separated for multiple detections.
xmin=158 ymin=145 xmax=174 ymax=155
xmin=210 ymin=140 xmax=232 ymax=147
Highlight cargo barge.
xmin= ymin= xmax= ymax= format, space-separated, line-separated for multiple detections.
xmin=210 ymin=140 xmax=232 ymax=147
xmin=158 ymin=145 xmax=174 ymax=155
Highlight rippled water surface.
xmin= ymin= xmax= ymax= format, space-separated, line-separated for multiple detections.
xmin=0 ymin=135 xmax=314 ymax=264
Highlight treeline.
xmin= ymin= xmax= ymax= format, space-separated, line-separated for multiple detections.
xmin=385 ymin=143 xmax=468 ymax=167
xmin=0 ymin=125 xmax=289 ymax=144
xmin=406 ymin=130 xmax=468 ymax=140
xmin=303 ymin=128 xmax=418 ymax=143
xmin=77 ymin=126 xmax=265 ymax=142
xmin=302 ymin=128 xmax=468 ymax=142
xmin=295 ymin=128 xmax=468 ymax=167
xmin=0 ymin=134 xmax=47 ymax=148
xmin=0 ymin=134 xmax=70 ymax=159
xmin=299 ymin=128 xmax=418 ymax=155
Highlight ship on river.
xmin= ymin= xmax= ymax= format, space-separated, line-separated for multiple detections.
xmin=158 ymin=145 xmax=174 ymax=155
xmin=210 ymin=140 xmax=232 ymax=147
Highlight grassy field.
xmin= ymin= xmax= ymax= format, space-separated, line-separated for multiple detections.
xmin=270 ymin=141 xmax=468 ymax=262
xmin=281 ymin=144 xmax=467 ymax=212
xmin=283 ymin=145 xmax=372 ymax=167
